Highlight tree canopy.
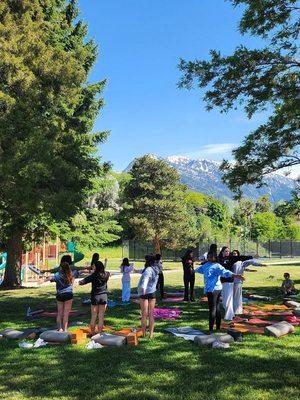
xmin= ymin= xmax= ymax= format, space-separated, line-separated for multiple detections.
xmin=122 ymin=155 xmax=198 ymax=252
xmin=0 ymin=0 xmax=107 ymax=286
xmin=178 ymin=0 xmax=300 ymax=195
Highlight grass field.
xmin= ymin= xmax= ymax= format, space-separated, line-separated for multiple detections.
xmin=0 ymin=264 xmax=299 ymax=400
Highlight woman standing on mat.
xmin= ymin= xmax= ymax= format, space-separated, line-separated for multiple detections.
xmin=195 ymin=251 xmax=244 ymax=333
xmin=120 ymin=257 xmax=134 ymax=302
xmin=137 ymin=255 xmax=160 ymax=338
xmin=48 ymin=261 xmax=75 ymax=332
xmin=182 ymin=249 xmax=195 ymax=302
xmin=79 ymin=260 xmax=110 ymax=335
xmin=218 ymin=246 xmax=253 ymax=320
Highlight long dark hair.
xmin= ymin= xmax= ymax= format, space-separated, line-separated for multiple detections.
xmin=155 ymin=253 xmax=162 ymax=262
xmin=61 ymin=254 xmax=72 ymax=265
xmin=60 ymin=262 xmax=73 ymax=285
xmin=208 ymin=243 xmax=218 ymax=253
xmin=182 ymin=249 xmax=193 ymax=262
xmin=121 ymin=257 xmax=130 ymax=272
xmin=231 ymin=249 xmax=240 ymax=257
xmin=94 ymin=261 xmax=109 ymax=282
xmin=144 ymin=254 xmax=155 ymax=269
xmin=90 ymin=253 xmax=100 ymax=267
xmin=218 ymin=246 xmax=229 ymax=261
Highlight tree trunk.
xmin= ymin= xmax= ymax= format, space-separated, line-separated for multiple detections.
xmin=1 ymin=231 xmax=23 ymax=288
xmin=153 ymin=236 xmax=161 ymax=254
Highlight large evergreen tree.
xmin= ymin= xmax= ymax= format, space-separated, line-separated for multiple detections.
xmin=0 ymin=0 xmax=107 ymax=287
xmin=122 ymin=155 xmax=198 ymax=253
xmin=179 ymin=0 xmax=300 ymax=195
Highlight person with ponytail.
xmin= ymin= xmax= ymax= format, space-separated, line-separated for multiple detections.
xmin=79 ymin=260 xmax=110 ymax=335
xmin=48 ymin=261 xmax=76 ymax=332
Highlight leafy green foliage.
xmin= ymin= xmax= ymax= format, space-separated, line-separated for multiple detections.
xmin=178 ymin=0 xmax=300 ymax=194
xmin=0 ymin=0 xmax=107 ymax=286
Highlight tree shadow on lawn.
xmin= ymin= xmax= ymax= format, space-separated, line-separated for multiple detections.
xmin=0 ymin=326 xmax=299 ymax=400
xmin=0 ymin=287 xmax=299 ymax=400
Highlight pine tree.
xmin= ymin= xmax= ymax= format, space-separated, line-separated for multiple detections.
xmin=123 ymin=155 xmax=198 ymax=253
xmin=0 ymin=0 xmax=107 ymax=287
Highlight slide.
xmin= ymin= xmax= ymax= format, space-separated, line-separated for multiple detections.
xmin=0 ymin=252 xmax=7 ymax=272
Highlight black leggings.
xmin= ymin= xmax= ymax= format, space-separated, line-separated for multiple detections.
xmin=183 ymin=273 xmax=195 ymax=300
xmin=156 ymin=272 xmax=164 ymax=299
xmin=207 ymin=290 xmax=222 ymax=331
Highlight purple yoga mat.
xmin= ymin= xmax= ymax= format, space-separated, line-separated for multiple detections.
xmin=153 ymin=308 xmax=182 ymax=320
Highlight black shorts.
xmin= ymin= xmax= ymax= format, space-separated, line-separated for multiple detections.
xmin=56 ymin=292 xmax=73 ymax=302
xmin=140 ymin=293 xmax=156 ymax=300
xmin=91 ymin=293 xmax=108 ymax=306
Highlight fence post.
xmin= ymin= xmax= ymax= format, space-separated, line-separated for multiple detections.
xmin=256 ymin=240 xmax=259 ymax=257
xmin=269 ymin=240 xmax=271 ymax=258
xmin=133 ymin=241 xmax=136 ymax=261
xmin=291 ymin=240 xmax=293 ymax=258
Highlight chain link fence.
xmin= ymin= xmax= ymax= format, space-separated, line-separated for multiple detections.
xmin=123 ymin=239 xmax=300 ymax=261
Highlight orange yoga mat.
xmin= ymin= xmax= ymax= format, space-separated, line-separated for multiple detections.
xmin=221 ymin=321 xmax=265 ymax=334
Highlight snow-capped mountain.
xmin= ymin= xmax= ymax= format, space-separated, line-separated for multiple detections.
xmin=125 ymin=155 xmax=296 ymax=202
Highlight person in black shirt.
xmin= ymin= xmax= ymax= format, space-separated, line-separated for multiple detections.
xmin=182 ymin=249 xmax=195 ymax=302
xmin=79 ymin=260 xmax=110 ymax=335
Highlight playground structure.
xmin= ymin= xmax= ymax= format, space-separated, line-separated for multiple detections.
xmin=0 ymin=238 xmax=84 ymax=284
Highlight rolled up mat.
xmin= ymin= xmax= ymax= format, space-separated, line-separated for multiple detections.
xmin=292 ymin=308 xmax=300 ymax=317
xmin=194 ymin=335 xmax=216 ymax=346
xmin=40 ymin=330 xmax=72 ymax=343
xmin=264 ymin=321 xmax=295 ymax=338
xmin=213 ymin=333 xmax=234 ymax=343
xmin=284 ymin=301 xmax=300 ymax=308
xmin=194 ymin=333 xmax=234 ymax=346
xmin=0 ymin=328 xmax=37 ymax=340
xmin=92 ymin=333 xmax=126 ymax=346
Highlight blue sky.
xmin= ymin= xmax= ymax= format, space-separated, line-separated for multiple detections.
xmin=78 ymin=0 xmax=267 ymax=171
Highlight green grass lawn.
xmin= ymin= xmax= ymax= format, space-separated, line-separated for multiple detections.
xmin=0 ymin=265 xmax=299 ymax=400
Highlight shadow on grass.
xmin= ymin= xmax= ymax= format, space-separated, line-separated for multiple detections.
xmin=0 ymin=286 xmax=299 ymax=400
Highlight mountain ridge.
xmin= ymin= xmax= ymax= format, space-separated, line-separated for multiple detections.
xmin=125 ymin=154 xmax=296 ymax=202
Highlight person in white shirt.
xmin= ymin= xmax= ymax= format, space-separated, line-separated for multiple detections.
xmin=120 ymin=258 xmax=134 ymax=302
xmin=231 ymin=249 xmax=267 ymax=314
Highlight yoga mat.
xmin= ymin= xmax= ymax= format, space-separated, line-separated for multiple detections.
xmin=247 ymin=318 xmax=275 ymax=326
xmin=221 ymin=322 xmax=265 ymax=335
xmin=153 ymin=308 xmax=181 ymax=320
xmin=162 ymin=297 xmax=184 ymax=303
xmin=165 ymin=291 xmax=184 ymax=298
xmin=29 ymin=310 xmax=86 ymax=319
xmin=165 ymin=326 xmax=205 ymax=341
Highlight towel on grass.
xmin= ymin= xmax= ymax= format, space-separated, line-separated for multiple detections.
xmin=165 ymin=326 xmax=204 ymax=341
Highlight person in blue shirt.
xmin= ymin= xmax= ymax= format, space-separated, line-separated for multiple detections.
xmin=195 ymin=251 xmax=244 ymax=333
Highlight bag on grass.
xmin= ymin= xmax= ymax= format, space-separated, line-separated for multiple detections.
xmin=39 ymin=330 xmax=72 ymax=343
xmin=264 ymin=321 xmax=295 ymax=338
xmin=91 ymin=333 xmax=126 ymax=347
